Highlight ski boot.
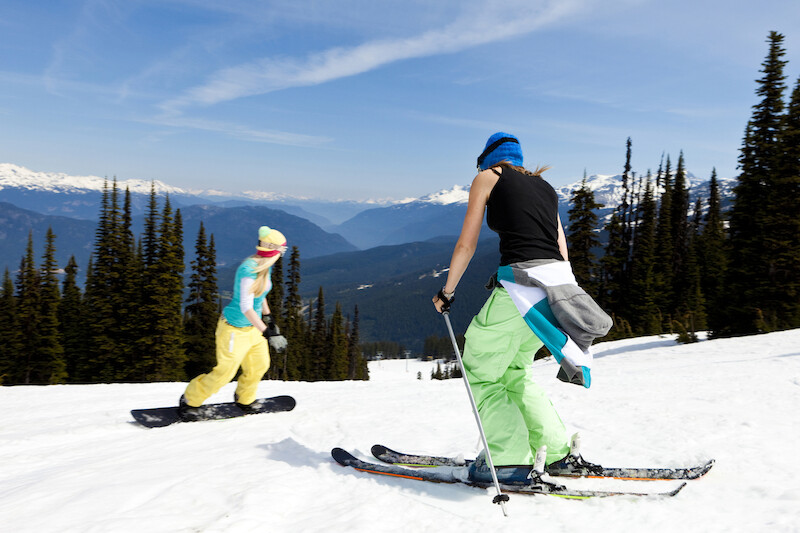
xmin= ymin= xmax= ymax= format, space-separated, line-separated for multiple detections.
xmin=467 ymin=451 xmax=534 ymax=486
xmin=545 ymin=433 xmax=603 ymax=477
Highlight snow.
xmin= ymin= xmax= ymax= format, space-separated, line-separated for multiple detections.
xmin=2 ymin=330 xmax=800 ymax=532
xmin=0 ymin=163 xmax=182 ymax=195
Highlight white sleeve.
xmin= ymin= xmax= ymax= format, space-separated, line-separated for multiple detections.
xmin=239 ymin=277 xmax=255 ymax=314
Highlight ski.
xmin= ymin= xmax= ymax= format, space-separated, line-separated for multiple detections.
xmin=333 ymin=448 xmax=686 ymax=499
xmin=371 ymin=444 xmax=714 ymax=481
xmin=131 ymin=395 xmax=296 ymax=428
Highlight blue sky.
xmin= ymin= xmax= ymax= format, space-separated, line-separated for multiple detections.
xmin=1 ymin=0 xmax=799 ymax=200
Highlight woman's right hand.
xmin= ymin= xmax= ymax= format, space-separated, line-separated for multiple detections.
xmin=432 ymin=288 xmax=454 ymax=313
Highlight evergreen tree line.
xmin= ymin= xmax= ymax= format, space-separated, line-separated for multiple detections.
xmin=266 ymin=276 xmax=369 ymax=382
xmin=422 ymin=335 xmax=464 ymax=360
xmin=359 ymin=341 xmax=407 ymax=360
xmin=431 ymin=361 xmax=462 ymax=381
xmin=0 ymin=180 xmax=368 ymax=385
xmin=566 ymin=32 xmax=800 ymax=340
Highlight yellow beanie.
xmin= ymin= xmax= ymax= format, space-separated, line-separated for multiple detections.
xmin=258 ymin=226 xmax=286 ymax=246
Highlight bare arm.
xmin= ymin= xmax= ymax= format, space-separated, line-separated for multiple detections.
xmin=557 ymin=214 xmax=569 ymax=261
xmin=245 ymin=298 xmax=271 ymax=333
xmin=240 ymin=276 xmax=271 ymax=333
xmin=433 ymin=170 xmax=497 ymax=313
xmin=244 ymin=309 xmax=267 ymax=333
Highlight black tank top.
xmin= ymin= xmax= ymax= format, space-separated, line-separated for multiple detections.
xmin=486 ymin=166 xmax=563 ymax=266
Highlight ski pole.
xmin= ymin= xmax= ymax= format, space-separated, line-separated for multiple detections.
xmin=442 ymin=311 xmax=509 ymax=517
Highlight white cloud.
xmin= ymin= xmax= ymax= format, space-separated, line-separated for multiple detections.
xmin=140 ymin=115 xmax=333 ymax=147
xmin=162 ymin=0 xmax=598 ymax=111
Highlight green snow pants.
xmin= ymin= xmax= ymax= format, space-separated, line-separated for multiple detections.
xmin=462 ymin=287 xmax=570 ymax=466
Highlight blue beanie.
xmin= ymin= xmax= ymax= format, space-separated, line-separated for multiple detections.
xmin=477 ymin=132 xmax=523 ymax=170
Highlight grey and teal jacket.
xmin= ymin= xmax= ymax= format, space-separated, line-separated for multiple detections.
xmin=496 ymin=259 xmax=612 ymax=388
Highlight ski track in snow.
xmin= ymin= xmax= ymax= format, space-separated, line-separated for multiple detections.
xmin=1 ymin=330 xmax=800 ymax=532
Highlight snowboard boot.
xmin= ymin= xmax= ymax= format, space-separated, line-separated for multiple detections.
xmin=178 ymin=395 xmax=202 ymax=422
xmin=234 ymin=393 xmax=257 ymax=414
xmin=467 ymin=451 xmax=534 ymax=486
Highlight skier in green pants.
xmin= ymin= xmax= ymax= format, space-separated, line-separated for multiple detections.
xmin=433 ymin=132 xmax=601 ymax=484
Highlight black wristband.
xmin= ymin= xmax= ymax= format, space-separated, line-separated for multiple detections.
xmin=437 ymin=288 xmax=454 ymax=311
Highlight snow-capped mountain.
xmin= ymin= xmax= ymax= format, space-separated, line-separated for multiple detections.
xmin=335 ymin=172 xmax=736 ymax=248
xmin=0 ymin=163 xmax=381 ymax=226
xmin=403 ymin=171 xmax=735 ymax=209
xmin=0 ymin=162 xmax=736 ymax=253
xmin=0 ymin=163 xmax=183 ymax=196
xmin=553 ymin=172 xmax=736 ymax=212
xmin=0 ymin=162 xmax=734 ymax=221
xmin=400 ymin=184 xmax=471 ymax=205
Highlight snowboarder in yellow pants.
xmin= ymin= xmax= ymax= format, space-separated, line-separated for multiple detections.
xmin=180 ymin=226 xmax=288 ymax=419
xmin=184 ymin=318 xmax=270 ymax=408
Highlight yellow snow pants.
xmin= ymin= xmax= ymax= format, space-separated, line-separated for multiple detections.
xmin=184 ymin=318 xmax=270 ymax=407
xmin=462 ymin=288 xmax=570 ymax=466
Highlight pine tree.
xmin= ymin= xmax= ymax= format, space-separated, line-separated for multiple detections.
xmin=567 ymin=171 xmax=603 ymax=294
xmin=683 ymin=198 xmax=707 ymax=337
xmin=132 ymin=185 xmax=162 ymax=379
xmin=770 ymin=74 xmax=800 ymax=327
xmin=142 ymin=183 xmax=160 ymax=269
xmin=599 ymin=212 xmax=623 ymax=313
xmin=115 ymin=186 xmax=141 ymax=381
xmin=727 ymin=31 xmax=790 ymax=333
xmin=265 ymin=255 xmax=285 ymax=380
xmin=628 ymin=175 xmax=660 ymax=334
xmin=328 ymin=303 xmax=349 ymax=380
xmin=0 ymin=269 xmax=22 ymax=385
xmin=84 ymin=180 xmax=118 ymax=381
xmin=311 ymin=287 xmax=327 ymax=381
xmin=620 ymin=138 xmax=635 ymax=275
xmin=142 ymin=197 xmax=186 ymax=381
xmin=347 ymin=306 xmax=369 ymax=380
xmin=74 ymin=255 xmax=95 ymax=382
xmin=37 ymin=227 xmax=67 ymax=384
xmin=653 ymin=156 xmax=674 ymax=321
xmin=15 ymin=233 xmax=40 ymax=384
xmin=698 ymin=169 xmax=728 ymax=334
xmin=282 ymin=246 xmax=306 ymax=380
xmin=59 ymin=256 xmax=85 ymax=382
xmin=184 ymin=222 xmax=219 ymax=378
xmin=599 ymin=140 xmax=636 ymax=318
xmin=268 ymin=256 xmax=284 ymax=325
xmin=670 ymin=152 xmax=691 ymax=314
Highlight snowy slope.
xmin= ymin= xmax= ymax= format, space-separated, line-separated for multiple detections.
xmin=1 ymin=330 xmax=799 ymax=532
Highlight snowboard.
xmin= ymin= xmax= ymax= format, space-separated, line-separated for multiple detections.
xmin=131 ymin=395 xmax=296 ymax=428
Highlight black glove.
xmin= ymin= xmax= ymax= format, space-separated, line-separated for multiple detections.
xmin=437 ymin=288 xmax=455 ymax=312
xmin=262 ymin=315 xmax=287 ymax=351
xmin=263 ymin=314 xmax=281 ymax=337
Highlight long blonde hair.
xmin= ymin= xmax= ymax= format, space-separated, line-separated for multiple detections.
xmin=250 ymin=255 xmax=279 ymax=296
xmin=494 ymin=160 xmax=551 ymax=177
xmin=250 ymin=227 xmax=286 ymax=296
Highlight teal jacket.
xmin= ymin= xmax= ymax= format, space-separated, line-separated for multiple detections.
xmin=222 ymin=258 xmax=271 ymax=328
